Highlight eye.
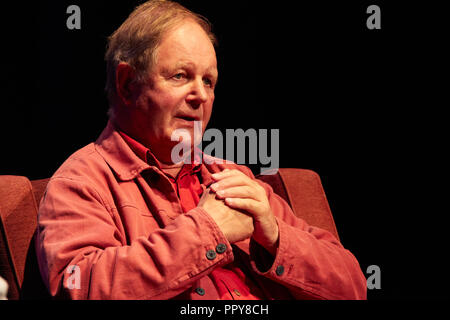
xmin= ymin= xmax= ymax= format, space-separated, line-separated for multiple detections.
xmin=203 ymin=77 xmax=214 ymax=87
xmin=172 ymin=72 xmax=186 ymax=80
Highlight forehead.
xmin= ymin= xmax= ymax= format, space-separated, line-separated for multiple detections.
xmin=155 ymin=20 xmax=217 ymax=70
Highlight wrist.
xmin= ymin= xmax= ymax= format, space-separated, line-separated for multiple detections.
xmin=253 ymin=227 xmax=279 ymax=256
xmin=264 ymin=233 xmax=279 ymax=256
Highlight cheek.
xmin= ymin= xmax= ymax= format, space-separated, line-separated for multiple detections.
xmin=202 ymin=97 xmax=214 ymax=125
xmin=141 ymin=92 xmax=176 ymax=122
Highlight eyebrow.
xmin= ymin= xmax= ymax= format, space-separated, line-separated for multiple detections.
xmin=172 ymin=61 xmax=218 ymax=78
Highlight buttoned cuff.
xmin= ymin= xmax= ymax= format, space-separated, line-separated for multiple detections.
xmin=188 ymin=207 xmax=234 ymax=272
xmin=249 ymin=217 xmax=289 ymax=280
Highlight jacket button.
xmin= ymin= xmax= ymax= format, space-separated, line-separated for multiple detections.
xmin=276 ymin=265 xmax=285 ymax=276
xmin=195 ymin=287 xmax=205 ymax=296
xmin=206 ymin=249 xmax=217 ymax=260
xmin=216 ymin=243 xmax=227 ymax=254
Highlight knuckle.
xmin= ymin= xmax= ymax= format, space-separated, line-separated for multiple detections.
xmin=258 ymin=202 xmax=266 ymax=212
xmin=232 ymin=169 xmax=241 ymax=175
xmin=255 ymin=183 xmax=265 ymax=192
xmin=250 ymin=179 xmax=261 ymax=188
xmin=258 ymin=187 xmax=267 ymax=198
xmin=251 ymin=201 xmax=260 ymax=211
xmin=241 ymin=199 xmax=251 ymax=209
xmin=251 ymin=183 xmax=264 ymax=196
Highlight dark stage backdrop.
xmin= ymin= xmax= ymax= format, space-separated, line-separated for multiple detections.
xmin=1 ymin=0 xmax=447 ymax=300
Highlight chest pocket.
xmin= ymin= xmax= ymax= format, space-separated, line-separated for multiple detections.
xmin=114 ymin=204 xmax=160 ymax=242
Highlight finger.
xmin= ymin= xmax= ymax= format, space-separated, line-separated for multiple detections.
xmin=224 ymin=197 xmax=263 ymax=218
xmin=210 ymin=174 xmax=254 ymax=192
xmin=211 ymin=169 xmax=244 ymax=181
xmin=197 ymin=187 xmax=217 ymax=206
xmin=215 ymin=185 xmax=256 ymax=200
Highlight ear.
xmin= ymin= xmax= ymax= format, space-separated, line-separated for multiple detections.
xmin=115 ymin=62 xmax=137 ymax=107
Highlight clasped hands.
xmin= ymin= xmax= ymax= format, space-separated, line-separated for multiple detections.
xmin=198 ymin=169 xmax=279 ymax=255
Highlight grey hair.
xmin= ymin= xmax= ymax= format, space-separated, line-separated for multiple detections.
xmin=104 ymin=0 xmax=217 ymax=118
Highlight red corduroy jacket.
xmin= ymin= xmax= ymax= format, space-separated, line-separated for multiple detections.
xmin=35 ymin=121 xmax=367 ymax=300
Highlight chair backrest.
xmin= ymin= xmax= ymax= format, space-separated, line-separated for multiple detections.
xmin=0 ymin=168 xmax=338 ymax=299
xmin=0 ymin=176 xmax=50 ymax=300
xmin=257 ymin=168 xmax=340 ymax=241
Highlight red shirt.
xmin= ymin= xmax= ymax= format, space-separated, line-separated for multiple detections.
xmin=118 ymin=131 xmax=262 ymax=300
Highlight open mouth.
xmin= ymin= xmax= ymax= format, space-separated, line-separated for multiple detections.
xmin=177 ymin=116 xmax=197 ymax=121
xmin=174 ymin=115 xmax=200 ymax=128
xmin=175 ymin=114 xmax=201 ymax=122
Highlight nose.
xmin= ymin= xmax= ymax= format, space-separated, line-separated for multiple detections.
xmin=186 ymin=77 xmax=208 ymax=108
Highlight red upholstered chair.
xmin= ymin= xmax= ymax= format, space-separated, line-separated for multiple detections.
xmin=257 ymin=169 xmax=339 ymax=241
xmin=0 ymin=168 xmax=339 ymax=300
xmin=0 ymin=176 xmax=50 ymax=300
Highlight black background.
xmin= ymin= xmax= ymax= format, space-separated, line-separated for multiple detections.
xmin=1 ymin=0 xmax=448 ymax=300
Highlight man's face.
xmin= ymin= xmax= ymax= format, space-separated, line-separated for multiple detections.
xmin=130 ymin=20 xmax=218 ymax=163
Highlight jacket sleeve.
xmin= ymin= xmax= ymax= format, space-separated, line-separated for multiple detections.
xmin=243 ymin=168 xmax=367 ymax=300
xmin=36 ymin=177 xmax=233 ymax=300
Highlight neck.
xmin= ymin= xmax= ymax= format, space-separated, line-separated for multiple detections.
xmin=160 ymin=161 xmax=184 ymax=179
xmin=111 ymin=115 xmax=194 ymax=173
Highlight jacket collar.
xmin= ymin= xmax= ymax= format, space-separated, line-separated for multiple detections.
xmin=94 ymin=120 xmax=219 ymax=184
xmin=95 ymin=120 xmax=151 ymax=181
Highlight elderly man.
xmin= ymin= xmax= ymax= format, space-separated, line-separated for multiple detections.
xmin=36 ymin=0 xmax=366 ymax=300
